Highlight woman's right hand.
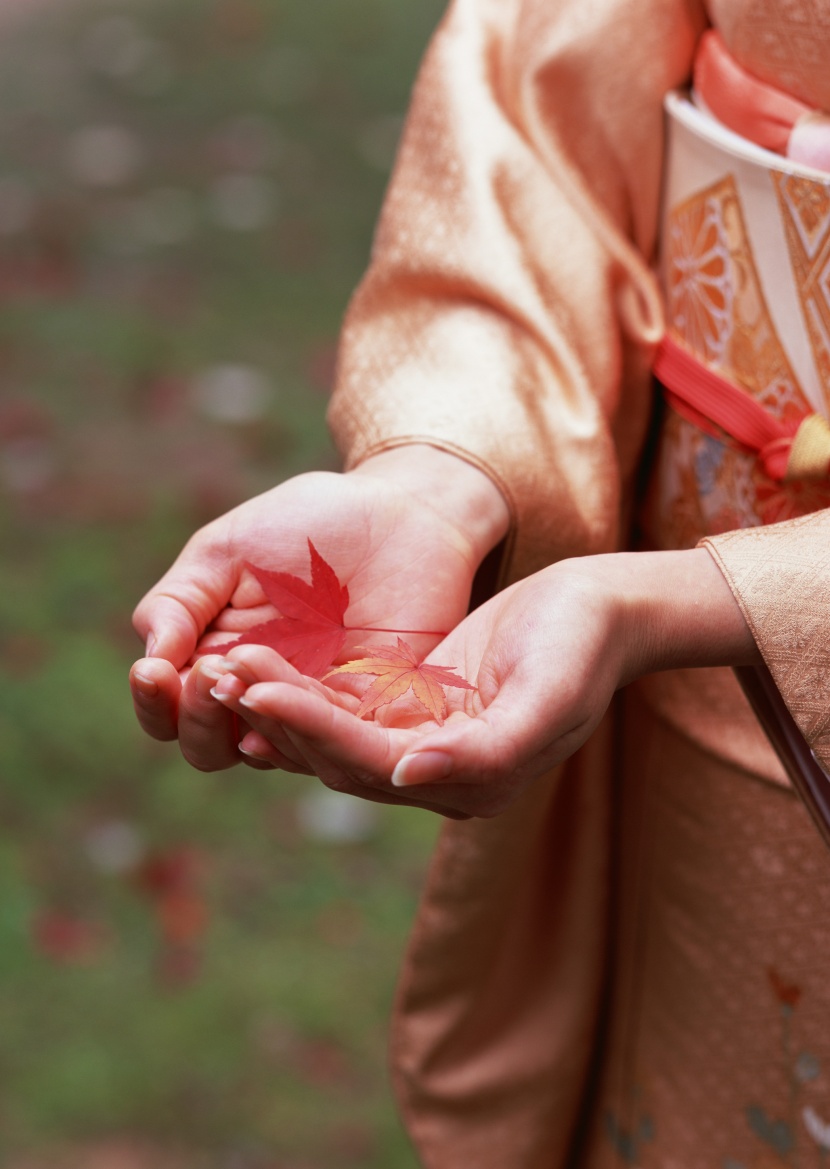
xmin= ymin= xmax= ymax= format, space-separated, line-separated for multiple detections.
xmin=129 ymin=444 xmax=510 ymax=776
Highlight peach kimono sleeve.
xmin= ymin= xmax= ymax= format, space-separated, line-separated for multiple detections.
xmin=704 ymin=514 xmax=830 ymax=773
xmin=322 ymin=3 xmax=830 ymax=1163
xmin=328 ymin=0 xmax=707 ymax=583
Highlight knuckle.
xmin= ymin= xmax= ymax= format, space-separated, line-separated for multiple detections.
xmin=320 ymin=775 xmax=354 ymax=794
xmin=280 ymin=760 xmax=315 ymax=776
xmin=350 ymin=768 xmax=384 ymax=788
xmin=139 ymin=721 xmax=179 ymax=743
xmin=179 ymin=749 xmax=222 ymax=773
xmin=179 ymin=738 xmax=240 ymax=772
xmin=132 ymin=703 xmax=178 ymax=742
xmin=319 ymin=766 xmax=382 ymax=793
xmin=179 ymin=699 xmax=224 ymax=734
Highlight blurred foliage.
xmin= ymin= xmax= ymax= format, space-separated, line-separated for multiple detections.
xmin=0 ymin=0 xmax=444 ymax=1165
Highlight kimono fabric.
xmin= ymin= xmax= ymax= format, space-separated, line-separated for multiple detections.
xmin=326 ymin=0 xmax=830 ymax=1164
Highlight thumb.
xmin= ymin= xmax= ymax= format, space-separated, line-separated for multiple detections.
xmin=132 ymin=594 xmax=201 ymax=666
xmin=132 ymin=567 xmax=234 ymax=668
xmin=391 ymin=679 xmax=582 ymax=791
xmin=390 ymin=706 xmax=523 ymax=790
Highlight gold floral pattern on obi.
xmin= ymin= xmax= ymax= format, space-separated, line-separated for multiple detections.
xmin=644 ymin=175 xmax=830 ymax=551
xmin=666 ymin=192 xmax=734 ymax=363
xmin=666 ymin=175 xmax=805 ymax=417
xmin=772 ymin=172 xmax=830 ymax=416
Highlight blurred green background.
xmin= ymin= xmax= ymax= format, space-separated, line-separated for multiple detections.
xmin=0 ymin=0 xmax=445 ymax=1165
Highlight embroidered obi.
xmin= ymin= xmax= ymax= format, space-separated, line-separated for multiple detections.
xmin=642 ymin=89 xmax=830 ymax=551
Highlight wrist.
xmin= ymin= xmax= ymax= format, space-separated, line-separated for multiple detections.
xmin=580 ymin=548 xmax=761 ymax=685
xmin=349 ymin=444 xmax=511 ymax=565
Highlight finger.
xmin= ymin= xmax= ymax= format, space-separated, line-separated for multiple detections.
xmin=302 ymin=773 xmax=472 ymax=818
xmin=176 ymin=656 xmax=247 ymax=772
xmin=239 ymin=681 xmax=405 ymax=781
xmin=212 ymin=666 xmax=473 ymax=815
xmin=390 ymin=679 xmax=594 ymax=806
xmin=238 ymin=729 xmax=314 ymax=774
xmin=279 ymin=728 xmax=468 ymax=817
xmin=213 ymin=642 xmax=362 ymax=767
xmin=239 ymin=753 xmax=279 ymax=771
xmin=221 ymin=643 xmax=358 ymax=708
xmin=227 ymin=681 xmax=472 ymax=817
xmin=211 ymin=604 xmax=273 ymax=632
xmin=130 ymin=657 xmax=183 ymax=741
xmin=224 ymin=682 xmax=446 ymax=799
xmin=133 ymin=593 xmax=207 ymax=669
xmin=133 ymin=559 xmax=237 ymax=668
xmin=211 ymin=665 xmax=316 ymax=770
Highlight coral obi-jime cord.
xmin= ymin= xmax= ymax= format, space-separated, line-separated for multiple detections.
xmin=653 ymin=32 xmax=830 ymax=845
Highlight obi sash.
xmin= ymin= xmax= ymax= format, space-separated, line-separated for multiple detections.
xmin=648 ymin=87 xmax=830 ymax=846
xmin=655 ymin=90 xmax=830 ymax=501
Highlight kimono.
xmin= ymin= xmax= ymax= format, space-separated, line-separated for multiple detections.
xmin=327 ymin=0 xmax=830 ymax=1164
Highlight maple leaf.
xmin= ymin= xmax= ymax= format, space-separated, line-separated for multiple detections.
xmin=32 ymin=911 xmax=107 ymax=965
xmin=207 ymin=541 xmax=450 ymax=678
xmin=324 ymin=637 xmax=476 ymax=725
xmin=210 ymin=539 xmax=350 ymax=676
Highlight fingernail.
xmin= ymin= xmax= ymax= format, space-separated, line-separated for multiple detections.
xmin=196 ymin=659 xmax=226 ymax=698
xmin=238 ymin=744 xmax=269 ymax=762
xmin=209 ymin=686 xmax=232 ymax=703
xmin=199 ymin=659 xmax=225 ymax=682
xmin=219 ymin=657 xmax=255 ymax=684
xmin=132 ymin=672 xmax=158 ymax=699
xmin=145 ymin=634 xmax=158 ymax=657
xmin=238 ymin=694 xmax=264 ymax=713
xmin=391 ymin=750 xmax=453 ymax=788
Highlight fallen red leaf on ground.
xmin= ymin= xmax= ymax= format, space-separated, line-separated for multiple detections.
xmin=132 ymin=847 xmax=209 ymax=986
xmin=158 ymin=889 xmax=209 ymax=947
xmin=32 ymin=911 xmax=106 ymax=965
xmin=133 ymin=846 xmax=199 ymax=897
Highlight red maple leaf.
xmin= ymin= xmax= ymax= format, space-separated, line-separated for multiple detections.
xmin=32 ymin=911 xmax=107 ymax=965
xmin=324 ymin=637 xmax=476 ymax=725
xmin=211 ymin=539 xmax=350 ymax=676
xmin=208 ymin=541 xmax=448 ymax=678
xmin=131 ymin=846 xmax=209 ymax=988
xmin=133 ymin=845 xmax=200 ymax=897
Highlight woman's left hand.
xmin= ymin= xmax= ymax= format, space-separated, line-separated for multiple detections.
xmin=206 ymin=548 xmax=759 ymax=819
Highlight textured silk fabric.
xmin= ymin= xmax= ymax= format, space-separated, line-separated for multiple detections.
xmin=708 ymin=0 xmax=830 ymax=111
xmin=582 ymin=686 xmax=830 ymax=1168
xmin=329 ymin=4 xmax=705 ymax=1159
xmin=705 ymin=513 xmax=830 ymax=770
xmin=391 ymin=722 xmax=616 ymax=1167
xmin=326 ymin=0 xmax=830 ymax=1165
xmin=329 ymin=0 xmax=704 ymax=578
